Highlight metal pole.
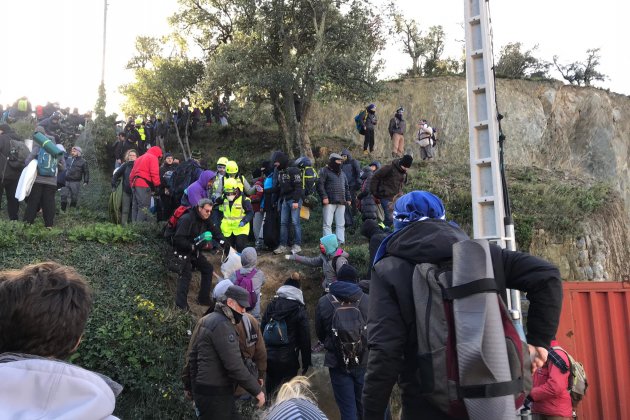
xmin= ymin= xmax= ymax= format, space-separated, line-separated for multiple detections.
xmin=101 ymin=0 xmax=108 ymax=85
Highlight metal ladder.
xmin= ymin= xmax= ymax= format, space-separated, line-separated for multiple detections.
xmin=464 ymin=0 xmax=523 ymax=324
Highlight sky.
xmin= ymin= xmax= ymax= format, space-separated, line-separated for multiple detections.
xmin=0 ymin=0 xmax=628 ymax=116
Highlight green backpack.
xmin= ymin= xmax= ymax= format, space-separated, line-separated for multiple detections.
xmin=552 ymin=346 xmax=588 ymax=407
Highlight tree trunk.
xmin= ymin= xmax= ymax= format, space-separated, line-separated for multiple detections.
xmin=271 ymin=92 xmax=292 ymax=155
xmin=282 ymin=89 xmax=300 ymax=158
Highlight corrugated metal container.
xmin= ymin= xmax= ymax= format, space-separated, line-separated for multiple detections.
xmin=556 ymin=281 xmax=630 ymax=420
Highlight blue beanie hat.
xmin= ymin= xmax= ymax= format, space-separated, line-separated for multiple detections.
xmin=320 ymin=234 xmax=339 ymax=256
xmin=393 ymin=191 xmax=446 ymax=231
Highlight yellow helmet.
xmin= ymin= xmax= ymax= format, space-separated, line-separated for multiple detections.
xmin=217 ymin=157 xmax=229 ymax=166
xmin=223 ymin=177 xmax=239 ymax=193
xmin=226 ymin=160 xmax=239 ymax=174
xmin=135 ymin=117 xmax=143 ymax=125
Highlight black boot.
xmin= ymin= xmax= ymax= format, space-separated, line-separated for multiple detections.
xmin=61 ymin=202 xmax=67 ymax=212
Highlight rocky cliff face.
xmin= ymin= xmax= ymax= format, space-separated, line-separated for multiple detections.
xmin=311 ymin=77 xmax=630 ymax=279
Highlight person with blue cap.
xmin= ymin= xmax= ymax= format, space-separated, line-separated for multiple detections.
xmin=362 ymin=190 xmax=563 ymax=420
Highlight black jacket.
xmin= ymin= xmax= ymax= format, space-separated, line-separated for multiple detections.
xmin=113 ymin=139 xmax=125 ymax=161
xmin=362 ymin=219 xmax=563 ymax=419
xmin=357 ymin=167 xmax=377 ymax=220
xmin=277 ymin=165 xmax=303 ymax=202
xmin=0 ymin=129 xmax=24 ymax=181
xmin=64 ymin=156 xmax=89 ymax=183
xmin=341 ymin=149 xmax=362 ymax=191
xmin=173 ymin=207 xmax=224 ymax=255
xmin=315 ymin=281 xmax=369 ymax=368
xmin=261 ymin=288 xmax=312 ymax=371
xmin=112 ymin=161 xmax=134 ymax=195
xmin=317 ymin=165 xmax=350 ymax=204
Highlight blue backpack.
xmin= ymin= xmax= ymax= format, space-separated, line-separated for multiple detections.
xmin=263 ymin=317 xmax=289 ymax=346
xmin=37 ymin=148 xmax=58 ymax=177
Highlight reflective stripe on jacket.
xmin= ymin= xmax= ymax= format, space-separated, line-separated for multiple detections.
xmin=220 ymin=196 xmax=249 ymax=236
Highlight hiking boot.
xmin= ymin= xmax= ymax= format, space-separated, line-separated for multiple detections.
xmin=60 ymin=202 xmax=67 ymax=212
xmin=363 ymin=150 xmax=369 ymax=156
xmin=291 ymin=244 xmax=302 ymax=254
xmin=273 ymin=245 xmax=288 ymax=255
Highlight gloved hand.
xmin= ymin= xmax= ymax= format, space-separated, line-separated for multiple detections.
xmin=238 ymin=220 xmax=246 ymax=227
xmin=214 ymin=196 xmax=224 ymax=205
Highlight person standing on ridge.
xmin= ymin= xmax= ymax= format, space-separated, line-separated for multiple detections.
xmin=388 ymin=107 xmax=406 ymax=158
xmin=363 ymin=104 xmax=377 ymax=155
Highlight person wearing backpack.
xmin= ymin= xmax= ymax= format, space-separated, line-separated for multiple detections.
xmin=172 ymin=198 xmax=226 ymax=310
xmin=363 ymin=104 xmax=377 ymax=155
xmin=315 ymin=264 xmax=369 ymax=420
xmin=23 ymin=128 xmax=66 ymax=228
xmin=169 ymin=153 xmax=204 ymax=209
xmin=60 ymin=146 xmax=89 ymax=211
xmin=229 ymin=247 xmax=266 ymax=319
xmin=362 ymin=191 xmax=563 ymax=420
xmin=181 ymin=170 xmax=216 ymax=208
xmin=0 ymin=124 xmax=26 ymax=220
xmin=526 ymin=338 xmax=573 ymax=420
xmin=261 ymin=273 xmax=312 ymax=400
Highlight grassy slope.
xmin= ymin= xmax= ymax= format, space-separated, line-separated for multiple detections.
xmin=0 ymin=121 xmax=612 ymax=419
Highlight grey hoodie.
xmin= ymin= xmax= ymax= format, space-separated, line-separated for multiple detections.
xmin=230 ymin=247 xmax=266 ymax=318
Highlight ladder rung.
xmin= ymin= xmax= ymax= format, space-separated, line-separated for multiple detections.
xmin=471 ymin=50 xmax=484 ymax=58
xmin=473 ymin=158 xmax=492 ymax=165
xmin=468 ymin=16 xmax=481 ymax=24
xmin=476 ymin=196 xmax=495 ymax=203
xmin=473 ymin=85 xmax=486 ymax=93
xmin=474 ymin=121 xmax=489 ymax=128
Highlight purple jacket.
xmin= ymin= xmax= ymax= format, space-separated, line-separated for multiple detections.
xmin=186 ymin=170 xmax=216 ymax=206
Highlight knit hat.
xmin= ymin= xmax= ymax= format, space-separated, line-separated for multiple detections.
xmin=72 ymin=146 xmax=82 ymax=155
xmin=369 ymin=160 xmax=381 ymax=169
xmin=367 ymin=103 xmax=376 ymax=111
xmin=284 ymin=272 xmax=301 ymax=289
xmin=266 ymin=398 xmax=327 ymax=420
xmin=191 ymin=150 xmax=202 ymax=160
xmin=399 ymin=154 xmax=413 ymax=168
xmin=225 ymin=285 xmax=250 ymax=308
xmin=240 ymin=247 xmax=257 ymax=269
xmin=337 ymin=264 xmax=358 ymax=283
xmin=393 ymin=191 xmax=446 ymax=231
xmin=320 ymin=234 xmax=339 ymax=256
xmin=213 ymin=279 xmax=233 ymax=301
xmin=164 ymin=152 xmax=173 ymax=158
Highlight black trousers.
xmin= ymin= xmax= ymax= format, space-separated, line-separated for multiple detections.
xmin=24 ymin=183 xmax=56 ymax=227
xmin=226 ymin=234 xmax=248 ymax=253
xmin=265 ymin=359 xmax=298 ymax=400
xmin=363 ymin=129 xmax=375 ymax=152
xmin=194 ymin=394 xmax=239 ymax=420
xmin=176 ymin=252 xmax=214 ymax=309
xmin=1 ymin=178 xmax=19 ymax=220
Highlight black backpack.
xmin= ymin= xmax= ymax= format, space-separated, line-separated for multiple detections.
xmin=329 ymin=294 xmax=367 ymax=370
xmin=169 ymin=161 xmax=199 ymax=205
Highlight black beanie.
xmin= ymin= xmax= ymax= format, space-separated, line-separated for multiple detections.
xmin=400 ymin=154 xmax=413 ymax=168
xmin=337 ymin=264 xmax=358 ymax=283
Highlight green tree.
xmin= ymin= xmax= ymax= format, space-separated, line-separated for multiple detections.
xmin=390 ymin=7 xmax=424 ymax=77
xmin=553 ymin=48 xmax=606 ymax=87
xmin=495 ymin=42 xmax=549 ymax=79
xmin=94 ymin=82 xmax=107 ymax=121
xmin=175 ymin=0 xmax=385 ymax=157
xmin=421 ymin=25 xmax=446 ymax=76
xmin=126 ymin=36 xmax=162 ymax=69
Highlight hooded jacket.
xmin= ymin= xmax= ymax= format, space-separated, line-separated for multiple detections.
xmin=357 ymin=167 xmax=378 ymax=220
xmin=288 ymin=249 xmax=349 ymax=290
xmin=261 ymin=285 xmax=312 ymax=371
xmin=230 ymin=247 xmax=266 ymax=319
xmin=0 ymin=353 xmax=122 ymax=420
xmin=388 ymin=113 xmax=406 ymax=136
xmin=129 ymin=146 xmax=162 ymax=188
xmin=317 ymin=164 xmax=350 ymax=204
xmin=315 ymin=281 xmax=369 ymax=368
xmin=362 ymin=219 xmax=563 ymax=419
xmin=530 ymin=340 xmax=573 ymax=418
xmin=341 ymin=149 xmax=362 ymax=191
xmin=185 ymin=170 xmax=216 ymax=207
xmin=0 ymin=127 xmax=24 ymax=181
xmin=369 ymin=159 xmax=407 ymax=200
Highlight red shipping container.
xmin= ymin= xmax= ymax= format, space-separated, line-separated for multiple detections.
xmin=556 ymin=281 xmax=630 ymax=420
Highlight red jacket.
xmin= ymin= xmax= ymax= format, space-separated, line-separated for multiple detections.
xmin=249 ymin=177 xmax=264 ymax=212
xmin=530 ymin=341 xmax=573 ymax=418
xmin=129 ymin=146 xmax=162 ymax=188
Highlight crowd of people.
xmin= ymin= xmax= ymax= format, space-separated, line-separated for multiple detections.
xmin=0 ymin=106 xmax=571 ymax=420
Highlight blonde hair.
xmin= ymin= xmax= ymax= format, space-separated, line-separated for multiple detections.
xmin=274 ymin=376 xmax=316 ymax=404
xmin=124 ymin=149 xmax=137 ymax=161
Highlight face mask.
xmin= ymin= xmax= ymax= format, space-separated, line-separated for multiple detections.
xmin=226 ymin=193 xmax=236 ymax=201
xmin=229 ymin=306 xmax=243 ymax=323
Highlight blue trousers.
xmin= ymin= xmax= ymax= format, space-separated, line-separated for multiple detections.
xmin=329 ymin=366 xmax=365 ymax=420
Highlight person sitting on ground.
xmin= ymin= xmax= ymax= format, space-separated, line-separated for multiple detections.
xmin=264 ymin=376 xmax=328 ymax=420
xmin=316 ymin=264 xmax=369 ymax=420
xmin=229 ymin=247 xmax=266 ymax=320
xmin=182 ymin=170 xmax=216 ymax=207
xmin=285 ymin=233 xmax=348 ymax=290
xmin=60 ymin=145 xmax=89 ymax=211
xmin=261 ymin=273 xmax=312 ymax=400
xmin=369 ymin=154 xmax=413 ymax=228
xmin=214 ymin=178 xmax=254 ymax=252
xmin=172 ymin=198 xmax=227 ymax=310
xmin=111 ymin=149 xmax=137 ymax=225
xmin=0 ymin=262 xmax=122 ymax=419
xmin=182 ymin=285 xmax=265 ymax=419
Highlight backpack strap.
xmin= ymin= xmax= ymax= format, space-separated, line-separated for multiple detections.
xmin=442 ymin=277 xmax=498 ymax=300
xmin=458 ymin=378 xmax=524 ymax=399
